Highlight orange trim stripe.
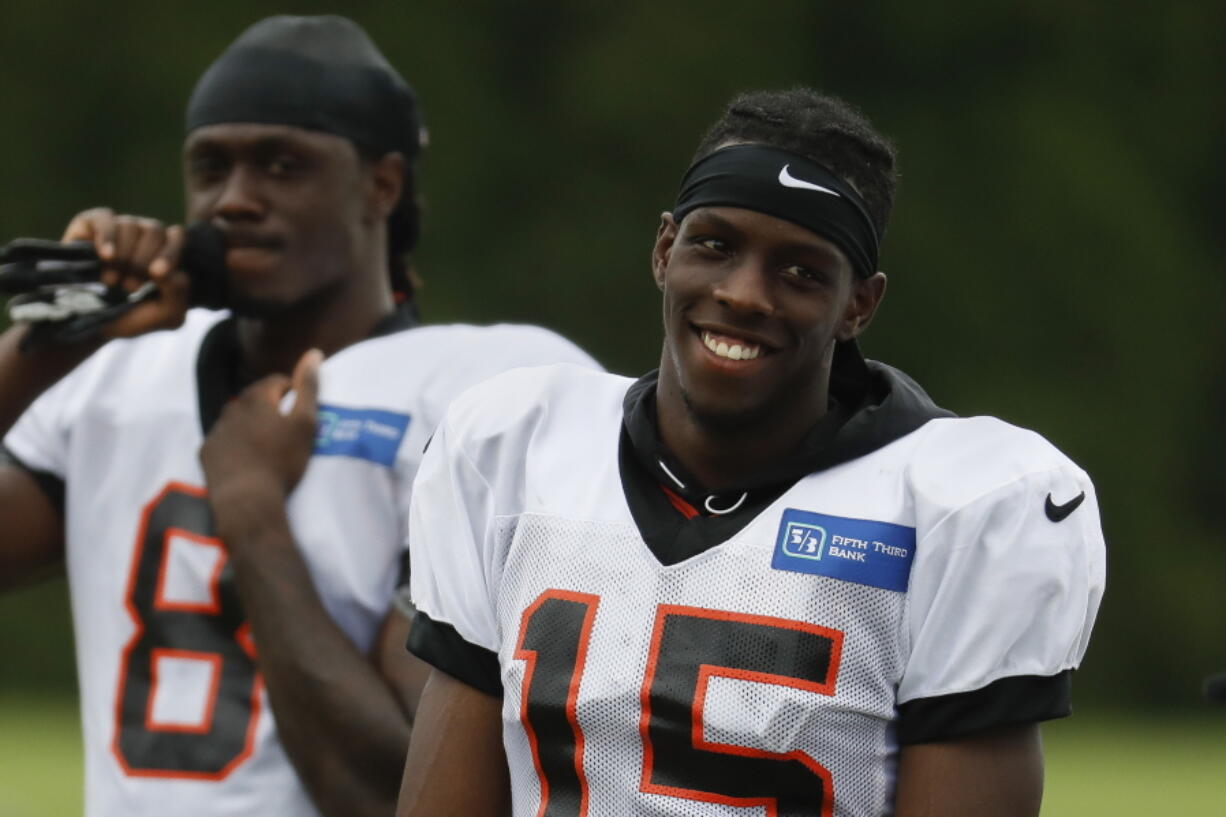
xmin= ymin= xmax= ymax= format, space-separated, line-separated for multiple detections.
xmin=638 ymin=604 xmax=843 ymax=817
xmin=659 ymin=485 xmax=700 ymax=520
xmin=111 ymin=481 xmax=262 ymax=781
xmin=513 ymin=589 xmax=601 ymax=817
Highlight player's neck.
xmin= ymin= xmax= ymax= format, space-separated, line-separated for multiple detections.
xmin=655 ymin=375 xmax=831 ymax=494
xmin=235 ymin=276 xmax=395 ymax=378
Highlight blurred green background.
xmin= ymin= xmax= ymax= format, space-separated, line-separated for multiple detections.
xmin=1 ymin=0 xmax=1223 ymax=813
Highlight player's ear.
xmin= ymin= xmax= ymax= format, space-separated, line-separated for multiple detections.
xmin=365 ymin=151 xmax=405 ymax=223
xmin=838 ymin=271 xmax=887 ymax=340
xmin=651 ymin=212 xmax=678 ymax=291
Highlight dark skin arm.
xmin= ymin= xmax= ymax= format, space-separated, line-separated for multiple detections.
xmin=396 ymin=669 xmax=510 ymax=817
xmin=375 ymin=599 xmax=432 ymax=727
xmin=0 ymin=209 xmax=189 ymax=589
xmin=199 ymin=351 xmax=431 ymax=817
xmin=895 ymin=724 xmax=1044 ymax=817
xmin=0 ymin=455 xmax=64 ymax=591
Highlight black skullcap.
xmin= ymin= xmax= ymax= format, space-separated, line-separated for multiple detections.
xmin=185 ymin=15 xmax=421 ymax=159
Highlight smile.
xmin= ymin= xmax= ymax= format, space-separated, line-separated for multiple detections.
xmin=700 ymin=329 xmax=763 ymax=361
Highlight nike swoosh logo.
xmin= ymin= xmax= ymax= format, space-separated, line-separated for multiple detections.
xmin=1045 ymin=491 xmax=1086 ymax=522
xmin=778 ymin=165 xmax=841 ymax=197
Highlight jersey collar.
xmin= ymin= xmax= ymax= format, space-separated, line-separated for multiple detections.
xmin=195 ymin=302 xmax=420 ymax=435
xmin=618 ymin=341 xmax=954 ymax=565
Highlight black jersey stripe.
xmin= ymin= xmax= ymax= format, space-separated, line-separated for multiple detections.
xmin=896 ymin=670 xmax=1073 ymax=745
xmin=407 ymin=610 xmax=502 ymax=697
xmin=0 ymin=443 xmax=65 ymax=516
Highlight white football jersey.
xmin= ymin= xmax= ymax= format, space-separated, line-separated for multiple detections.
xmin=408 ymin=365 xmax=1106 ymax=817
xmin=3 ymin=308 xmax=598 ymax=817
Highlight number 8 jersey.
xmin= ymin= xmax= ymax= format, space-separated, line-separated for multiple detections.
xmin=407 ymin=363 xmax=1106 ymax=817
xmin=2 ymin=309 xmax=599 ymax=817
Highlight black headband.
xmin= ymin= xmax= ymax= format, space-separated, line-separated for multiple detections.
xmin=185 ymin=16 xmax=421 ymax=159
xmin=673 ymin=145 xmax=879 ymax=278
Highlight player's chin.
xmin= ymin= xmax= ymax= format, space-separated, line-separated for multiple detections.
xmin=225 ymin=291 xmax=294 ymax=318
xmin=679 ymin=386 xmax=779 ymax=434
xmin=223 ymin=272 xmax=305 ymax=317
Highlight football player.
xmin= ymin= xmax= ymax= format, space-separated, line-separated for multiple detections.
xmin=396 ymin=88 xmax=1106 ymax=817
xmin=0 ymin=15 xmax=596 ymax=817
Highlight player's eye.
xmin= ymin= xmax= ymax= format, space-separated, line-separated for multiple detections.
xmin=186 ymin=155 xmax=229 ymax=181
xmin=781 ymin=264 xmax=827 ymax=285
xmin=691 ymin=237 xmax=729 ymax=255
xmin=266 ymin=154 xmax=306 ymax=177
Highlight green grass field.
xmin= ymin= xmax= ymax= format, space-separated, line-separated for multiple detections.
xmin=0 ymin=695 xmax=1221 ymax=815
xmin=1042 ymin=711 xmax=1225 ymax=815
xmin=0 ymin=695 xmax=82 ymax=817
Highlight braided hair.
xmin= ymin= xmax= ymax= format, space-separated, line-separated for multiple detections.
xmin=379 ymin=152 xmax=421 ymax=302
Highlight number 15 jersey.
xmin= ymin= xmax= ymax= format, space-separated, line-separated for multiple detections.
xmin=407 ymin=364 xmax=1106 ymax=817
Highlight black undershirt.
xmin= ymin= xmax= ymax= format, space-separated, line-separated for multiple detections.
xmin=195 ymin=304 xmax=418 ymax=435
xmin=618 ymin=370 xmax=853 ymax=566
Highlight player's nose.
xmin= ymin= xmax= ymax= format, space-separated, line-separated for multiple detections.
xmin=211 ymin=166 xmax=267 ymax=222
xmin=712 ymin=258 xmax=774 ymax=317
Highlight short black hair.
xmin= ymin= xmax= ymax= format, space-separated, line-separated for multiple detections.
xmin=692 ymin=88 xmax=898 ymax=238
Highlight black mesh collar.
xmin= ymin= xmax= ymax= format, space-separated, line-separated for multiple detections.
xmin=195 ymin=303 xmax=419 ymax=435
xmin=619 ymin=341 xmax=953 ymax=565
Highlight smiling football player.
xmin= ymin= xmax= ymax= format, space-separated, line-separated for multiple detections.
xmin=396 ymin=88 xmax=1105 ymax=817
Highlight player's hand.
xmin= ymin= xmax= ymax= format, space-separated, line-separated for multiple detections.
xmin=199 ymin=349 xmax=324 ymax=507
xmin=60 ymin=207 xmax=191 ymax=338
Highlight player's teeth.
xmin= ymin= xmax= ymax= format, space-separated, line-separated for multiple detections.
xmin=702 ymin=331 xmax=761 ymax=361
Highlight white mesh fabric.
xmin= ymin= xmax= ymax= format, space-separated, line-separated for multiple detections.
xmin=495 ymin=513 xmax=905 ymax=817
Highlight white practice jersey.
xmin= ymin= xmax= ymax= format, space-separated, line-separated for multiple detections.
xmin=408 ymin=365 xmax=1106 ymax=817
xmin=3 ymin=308 xmax=598 ymax=817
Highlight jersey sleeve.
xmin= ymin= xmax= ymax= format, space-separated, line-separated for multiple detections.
xmin=415 ymin=326 xmax=601 ymax=431
xmin=474 ymin=325 xmax=600 ymax=373
xmin=406 ymin=404 xmax=507 ymax=696
xmin=397 ymin=327 xmax=599 ymax=598
xmin=896 ymin=464 xmax=1106 ymax=744
xmin=2 ymin=353 xmax=103 ymax=507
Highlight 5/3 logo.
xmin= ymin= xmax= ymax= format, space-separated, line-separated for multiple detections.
xmin=783 ymin=522 xmax=826 ymax=560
